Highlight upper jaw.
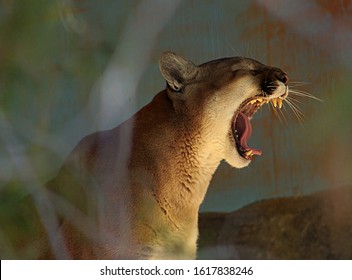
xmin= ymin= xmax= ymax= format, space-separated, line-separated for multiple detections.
xmin=269 ymin=81 xmax=288 ymax=99
xmin=229 ymin=81 xmax=289 ymax=162
xmin=257 ymin=82 xmax=289 ymax=108
xmin=238 ymin=81 xmax=288 ymax=117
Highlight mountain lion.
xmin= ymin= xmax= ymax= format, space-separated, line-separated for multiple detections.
xmin=44 ymin=51 xmax=289 ymax=259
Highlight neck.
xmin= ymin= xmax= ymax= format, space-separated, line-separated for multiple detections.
xmin=132 ymin=90 xmax=222 ymax=226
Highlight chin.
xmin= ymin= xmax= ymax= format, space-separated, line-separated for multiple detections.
xmin=224 ymin=139 xmax=252 ymax=168
xmin=225 ymin=157 xmax=251 ymax=169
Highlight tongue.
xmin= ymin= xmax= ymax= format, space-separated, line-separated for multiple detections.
xmin=236 ymin=112 xmax=262 ymax=156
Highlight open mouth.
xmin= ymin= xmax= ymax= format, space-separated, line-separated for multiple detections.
xmin=231 ymin=96 xmax=284 ymax=160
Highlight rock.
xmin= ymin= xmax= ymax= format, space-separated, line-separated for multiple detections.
xmin=198 ymin=187 xmax=352 ymax=259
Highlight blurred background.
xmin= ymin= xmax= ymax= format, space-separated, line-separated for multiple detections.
xmin=1 ymin=0 xmax=351 ymax=258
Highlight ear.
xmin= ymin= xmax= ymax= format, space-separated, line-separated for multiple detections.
xmin=159 ymin=51 xmax=198 ymax=92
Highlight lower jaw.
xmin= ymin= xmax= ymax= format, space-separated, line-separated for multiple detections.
xmin=222 ymin=138 xmax=247 ymax=168
xmin=237 ymin=147 xmax=262 ymax=160
xmin=224 ymin=149 xmax=252 ymax=169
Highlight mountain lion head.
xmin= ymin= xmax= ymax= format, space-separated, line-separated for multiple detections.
xmin=159 ymin=51 xmax=289 ymax=169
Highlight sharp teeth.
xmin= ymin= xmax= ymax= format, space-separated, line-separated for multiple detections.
xmin=245 ymin=150 xmax=253 ymax=156
xmin=272 ymin=98 xmax=277 ymax=107
xmin=277 ymin=98 xmax=283 ymax=108
xmin=249 ymin=98 xmax=264 ymax=105
xmin=249 ymin=98 xmax=269 ymax=105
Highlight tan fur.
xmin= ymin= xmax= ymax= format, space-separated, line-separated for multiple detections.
xmin=44 ymin=52 xmax=288 ymax=259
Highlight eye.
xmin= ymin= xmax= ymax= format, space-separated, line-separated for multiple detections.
xmin=250 ymin=70 xmax=260 ymax=76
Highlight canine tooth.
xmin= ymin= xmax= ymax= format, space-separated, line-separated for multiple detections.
xmin=277 ymin=98 xmax=283 ymax=108
xmin=257 ymin=98 xmax=263 ymax=102
xmin=249 ymin=100 xmax=256 ymax=104
xmin=245 ymin=150 xmax=253 ymax=156
xmin=272 ymin=98 xmax=277 ymax=107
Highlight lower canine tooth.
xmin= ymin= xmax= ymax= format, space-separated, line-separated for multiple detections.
xmin=245 ymin=150 xmax=253 ymax=156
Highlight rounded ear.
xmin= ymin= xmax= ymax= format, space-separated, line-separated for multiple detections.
xmin=159 ymin=51 xmax=198 ymax=92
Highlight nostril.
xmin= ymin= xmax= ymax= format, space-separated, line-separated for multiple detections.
xmin=281 ymin=74 xmax=289 ymax=86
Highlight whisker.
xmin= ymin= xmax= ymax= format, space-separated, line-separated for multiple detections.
xmin=228 ymin=42 xmax=243 ymax=58
xmin=288 ymin=85 xmax=307 ymax=89
xmin=285 ymin=98 xmax=305 ymax=127
xmin=289 ymin=89 xmax=323 ymax=102
xmin=282 ymin=102 xmax=291 ymax=120
xmin=262 ymin=79 xmax=319 ymax=127
xmin=277 ymin=103 xmax=288 ymax=125
xmin=285 ymin=102 xmax=304 ymax=126
xmin=288 ymin=81 xmax=311 ymax=90
xmin=286 ymin=97 xmax=305 ymax=117
xmin=286 ymin=95 xmax=303 ymax=104
xmin=269 ymin=101 xmax=283 ymax=124
xmin=288 ymin=81 xmax=311 ymax=85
